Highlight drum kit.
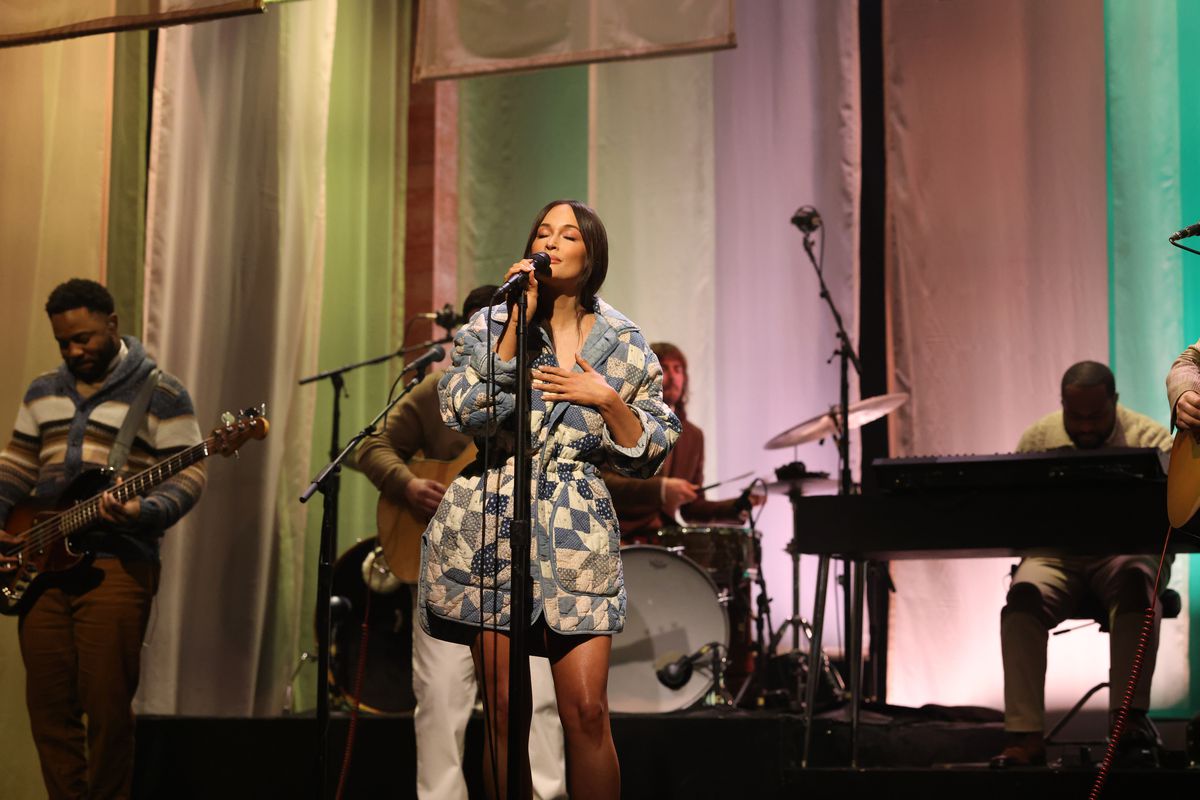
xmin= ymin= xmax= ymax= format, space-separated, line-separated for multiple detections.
xmin=321 ymin=392 xmax=908 ymax=718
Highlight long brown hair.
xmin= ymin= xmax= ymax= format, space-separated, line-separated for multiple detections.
xmin=651 ymin=341 xmax=688 ymax=422
xmin=522 ymin=199 xmax=609 ymax=312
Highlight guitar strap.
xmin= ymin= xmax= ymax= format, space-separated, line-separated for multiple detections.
xmin=107 ymin=368 xmax=161 ymax=473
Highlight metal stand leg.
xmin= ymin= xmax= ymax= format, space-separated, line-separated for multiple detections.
xmin=801 ymin=553 xmax=832 ymax=768
xmin=849 ymin=558 xmax=866 ymax=767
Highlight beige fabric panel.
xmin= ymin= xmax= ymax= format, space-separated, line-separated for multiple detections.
xmin=413 ymin=0 xmax=735 ymax=81
xmin=0 ymin=33 xmax=115 ymax=800
xmin=0 ymin=0 xmax=263 ymax=47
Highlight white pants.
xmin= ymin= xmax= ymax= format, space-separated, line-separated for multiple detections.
xmin=412 ymin=592 xmax=566 ymax=800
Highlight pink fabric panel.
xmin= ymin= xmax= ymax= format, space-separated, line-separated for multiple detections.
xmin=713 ymin=0 xmax=861 ymax=645
xmin=884 ymin=0 xmax=1108 ymax=708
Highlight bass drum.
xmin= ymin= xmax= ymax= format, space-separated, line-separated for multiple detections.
xmin=609 ymin=545 xmax=729 ymax=713
xmin=322 ymin=538 xmax=416 ymax=714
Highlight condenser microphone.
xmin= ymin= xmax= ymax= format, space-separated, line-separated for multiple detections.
xmin=491 ymin=252 xmax=552 ymax=302
xmin=415 ymin=303 xmax=462 ymax=330
xmin=1170 ymin=221 xmax=1200 ymax=242
xmin=791 ymin=206 xmax=822 ymax=234
xmin=402 ymin=345 xmax=446 ymax=375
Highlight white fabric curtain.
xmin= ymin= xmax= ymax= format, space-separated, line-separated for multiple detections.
xmin=883 ymin=0 xmax=1115 ymax=709
xmin=138 ymin=0 xmax=338 ymax=715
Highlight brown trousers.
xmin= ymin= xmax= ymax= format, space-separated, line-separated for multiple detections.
xmin=18 ymin=557 xmax=160 ymax=800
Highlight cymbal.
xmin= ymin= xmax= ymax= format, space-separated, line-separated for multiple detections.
xmin=764 ymin=393 xmax=909 ymax=450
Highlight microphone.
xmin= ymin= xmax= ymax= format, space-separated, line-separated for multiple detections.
xmin=402 ymin=344 xmax=446 ymax=375
xmin=414 ymin=303 xmax=462 ymax=330
xmin=733 ymin=484 xmax=753 ymax=515
xmin=1170 ymin=221 xmax=1200 ymax=242
xmin=491 ymin=252 xmax=552 ymax=302
xmin=655 ymin=642 xmax=721 ymax=690
xmin=791 ymin=205 xmax=822 ymax=234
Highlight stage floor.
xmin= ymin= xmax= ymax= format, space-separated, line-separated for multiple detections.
xmin=133 ymin=706 xmax=1200 ymax=799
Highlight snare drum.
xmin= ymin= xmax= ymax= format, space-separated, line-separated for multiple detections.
xmin=651 ymin=525 xmax=757 ymax=588
xmin=609 ymin=545 xmax=729 ymax=713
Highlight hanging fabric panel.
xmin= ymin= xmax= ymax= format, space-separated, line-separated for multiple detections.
xmin=0 ymin=0 xmax=265 ymax=48
xmin=413 ymin=0 xmax=734 ymax=82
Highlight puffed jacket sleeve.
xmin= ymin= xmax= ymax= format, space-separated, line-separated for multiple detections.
xmin=602 ymin=331 xmax=681 ymax=478
xmin=438 ymin=306 xmax=518 ymax=435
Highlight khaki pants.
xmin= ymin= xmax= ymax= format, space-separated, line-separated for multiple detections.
xmin=18 ymin=557 xmax=159 ymax=800
xmin=1000 ymin=554 xmax=1167 ymax=733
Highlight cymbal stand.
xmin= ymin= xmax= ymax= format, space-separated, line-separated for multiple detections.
xmin=793 ymin=217 xmax=865 ymax=769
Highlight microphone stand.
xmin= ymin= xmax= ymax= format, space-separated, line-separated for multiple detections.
xmin=506 ymin=286 xmax=534 ymax=800
xmin=297 ymin=336 xmax=453 ymax=387
xmin=795 ymin=226 xmax=865 ymax=769
xmin=298 ymin=347 xmax=439 ymax=799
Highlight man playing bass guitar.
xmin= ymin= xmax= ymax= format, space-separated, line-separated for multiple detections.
xmin=0 ymin=279 xmax=206 ymax=800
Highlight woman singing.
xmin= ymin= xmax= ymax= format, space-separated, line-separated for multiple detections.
xmin=419 ymin=200 xmax=680 ymax=799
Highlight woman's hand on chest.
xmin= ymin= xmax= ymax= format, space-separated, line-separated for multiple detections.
xmin=533 ymin=354 xmax=619 ymax=412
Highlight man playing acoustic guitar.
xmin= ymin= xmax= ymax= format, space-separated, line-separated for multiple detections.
xmin=354 ymin=285 xmax=566 ymax=800
xmin=0 ymin=279 xmax=206 ymax=799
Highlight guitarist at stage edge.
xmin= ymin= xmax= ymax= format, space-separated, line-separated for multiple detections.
xmin=0 ymin=278 xmax=206 ymax=800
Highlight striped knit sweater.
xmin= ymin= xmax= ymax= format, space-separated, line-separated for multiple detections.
xmin=0 ymin=336 xmax=205 ymax=560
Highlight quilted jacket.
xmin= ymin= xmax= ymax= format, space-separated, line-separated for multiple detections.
xmin=419 ymin=298 xmax=680 ymax=636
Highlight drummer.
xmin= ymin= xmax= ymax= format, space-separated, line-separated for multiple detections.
xmin=602 ymin=341 xmax=759 ymax=539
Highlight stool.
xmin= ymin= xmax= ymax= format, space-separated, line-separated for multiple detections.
xmin=1044 ymin=587 xmax=1181 ymax=749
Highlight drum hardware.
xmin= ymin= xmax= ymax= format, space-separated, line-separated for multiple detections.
xmin=319 ymin=538 xmax=416 ymax=715
xmin=283 ymin=651 xmax=316 ymax=714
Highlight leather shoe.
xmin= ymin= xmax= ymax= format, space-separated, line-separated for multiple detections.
xmin=990 ymin=732 xmax=1046 ymax=768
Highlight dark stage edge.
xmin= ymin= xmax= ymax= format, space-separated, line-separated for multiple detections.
xmin=133 ymin=708 xmax=1200 ymax=799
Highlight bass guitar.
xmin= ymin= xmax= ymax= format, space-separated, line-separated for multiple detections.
xmin=0 ymin=406 xmax=269 ymax=615
xmin=376 ymin=443 xmax=477 ymax=583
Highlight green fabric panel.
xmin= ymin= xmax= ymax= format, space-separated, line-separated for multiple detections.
xmin=1106 ymin=0 xmax=1195 ymax=716
xmin=1105 ymin=0 xmax=1183 ymax=419
xmin=292 ymin=0 xmax=407 ymax=711
xmin=458 ymin=66 xmax=588 ymax=291
xmin=106 ymin=29 xmax=148 ymax=336
xmin=1176 ymin=0 xmax=1200 ymax=717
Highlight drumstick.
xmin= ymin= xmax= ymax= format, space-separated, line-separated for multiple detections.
xmin=697 ymin=470 xmax=754 ymax=493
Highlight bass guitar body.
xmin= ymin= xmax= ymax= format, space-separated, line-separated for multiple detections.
xmin=377 ymin=444 xmax=477 ymax=584
xmin=1 ymin=469 xmax=115 ymax=616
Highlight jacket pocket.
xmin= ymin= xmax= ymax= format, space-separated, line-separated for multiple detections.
xmin=548 ymin=475 xmax=621 ymax=597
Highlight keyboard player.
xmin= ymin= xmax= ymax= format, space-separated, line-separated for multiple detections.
xmin=991 ymin=361 xmax=1171 ymax=768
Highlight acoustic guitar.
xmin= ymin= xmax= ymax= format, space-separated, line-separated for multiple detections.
xmin=1168 ymin=429 xmax=1200 ymax=529
xmin=376 ymin=443 xmax=477 ymax=583
xmin=0 ymin=407 xmax=269 ymax=615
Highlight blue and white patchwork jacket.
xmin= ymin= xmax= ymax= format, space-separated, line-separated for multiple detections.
xmin=419 ymin=298 xmax=680 ymax=636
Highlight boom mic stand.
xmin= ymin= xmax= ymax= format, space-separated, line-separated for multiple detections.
xmin=498 ymin=281 xmax=534 ymax=800
xmin=791 ymin=211 xmax=866 ymax=769
xmin=298 ymin=345 xmax=443 ymax=799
